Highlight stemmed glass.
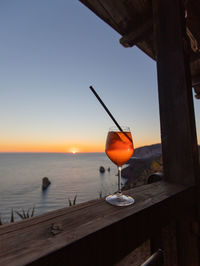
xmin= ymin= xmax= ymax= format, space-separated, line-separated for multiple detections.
xmin=105 ymin=126 xmax=135 ymax=206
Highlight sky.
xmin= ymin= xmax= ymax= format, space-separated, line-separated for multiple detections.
xmin=0 ymin=0 xmax=200 ymax=153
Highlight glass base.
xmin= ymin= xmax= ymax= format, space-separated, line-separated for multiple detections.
xmin=106 ymin=193 xmax=135 ymax=207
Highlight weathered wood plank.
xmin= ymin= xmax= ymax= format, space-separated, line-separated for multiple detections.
xmin=0 ymin=182 xmax=195 ymax=266
xmin=161 ymin=223 xmax=178 ymax=266
xmin=153 ymin=0 xmax=200 ymax=185
xmin=79 ymin=0 xmax=151 ymax=36
xmin=153 ymin=0 xmax=200 ymax=264
xmin=176 ymin=218 xmax=200 ymax=266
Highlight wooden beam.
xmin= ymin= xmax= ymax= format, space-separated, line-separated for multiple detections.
xmin=152 ymin=0 xmax=199 ymax=186
xmin=176 ymin=217 xmax=200 ymax=265
xmin=192 ymin=74 xmax=200 ymax=85
xmin=153 ymin=0 xmax=200 ymax=264
xmin=186 ymin=26 xmax=199 ymax=53
xmin=120 ymin=20 xmax=152 ymax=47
xmin=0 ymin=182 xmax=195 ymax=266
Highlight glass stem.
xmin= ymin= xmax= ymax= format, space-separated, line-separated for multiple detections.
xmin=118 ymin=166 xmax=122 ymax=194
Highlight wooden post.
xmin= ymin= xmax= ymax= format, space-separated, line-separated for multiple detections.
xmin=153 ymin=0 xmax=199 ymax=186
xmin=152 ymin=0 xmax=200 ymax=264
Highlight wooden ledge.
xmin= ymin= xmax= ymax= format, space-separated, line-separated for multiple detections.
xmin=0 ymin=181 xmax=195 ymax=266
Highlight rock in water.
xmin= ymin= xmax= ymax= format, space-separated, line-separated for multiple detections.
xmin=99 ymin=166 xmax=105 ymax=173
xmin=42 ymin=177 xmax=51 ymax=190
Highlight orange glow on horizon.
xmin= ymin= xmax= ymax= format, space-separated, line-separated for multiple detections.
xmin=0 ymin=138 xmax=161 ymax=153
xmin=0 ymin=141 xmax=106 ymax=153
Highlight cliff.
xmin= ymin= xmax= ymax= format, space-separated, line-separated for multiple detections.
xmin=122 ymin=144 xmax=162 ymax=189
xmin=133 ymin=143 xmax=162 ymax=158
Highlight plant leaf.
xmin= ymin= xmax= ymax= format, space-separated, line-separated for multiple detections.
xmin=68 ymin=198 xmax=72 ymax=206
xmin=22 ymin=209 xmax=26 ymax=219
xmin=31 ymin=206 xmax=35 ymax=217
xmin=15 ymin=211 xmax=24 ymax=220
xmin=26 ymin=208 xmax=31 ymax=218
xmin=10 ymin=209 xmax=14 ymax=223
xmin=73 ymin=195 xmax=77 ymax=205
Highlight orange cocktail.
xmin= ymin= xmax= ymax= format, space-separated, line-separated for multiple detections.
xmin=105 ymin=127 xmax=135 ymax=206
xmin=105 ymin=131 xmax=134 ymax=166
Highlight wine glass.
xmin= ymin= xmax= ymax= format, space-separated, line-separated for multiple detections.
xmin=105 ymin=126 xmax=135 ymax=206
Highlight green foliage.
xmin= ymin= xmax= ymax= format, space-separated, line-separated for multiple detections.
xmin=151 ymin=157 xmax=163 ymax=172
xmin=15 ymin=206 xmax=35 ymax=220
xmin=137 ymin=157 xmax=163 ymax=181
xmin=68 ymin=195 xmax=77 ymax=206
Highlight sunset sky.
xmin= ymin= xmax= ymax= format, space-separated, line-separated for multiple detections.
xmin=0 ymin=0 xmax=200 ymax=153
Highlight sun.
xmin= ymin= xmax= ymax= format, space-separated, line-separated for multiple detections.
xmin=68 ymin=147 xmax=80 ymax=154
xmin=70 ymin=148 xmax=79 ymax=154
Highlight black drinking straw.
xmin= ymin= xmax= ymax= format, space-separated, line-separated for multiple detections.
xmin=89 ymin=86 xmax=132 ymax=143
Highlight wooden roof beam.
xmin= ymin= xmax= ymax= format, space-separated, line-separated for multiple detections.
xmin=187 ymin=27 xmax=200 ymax=53
xmin=120 ymin=20 xmax=152 ymax=48
xmin=192 ymin=75 xmax=200 ymax=84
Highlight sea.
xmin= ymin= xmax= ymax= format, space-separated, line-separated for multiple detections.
xmin=0 ymin=153 xmax=127 ymax=222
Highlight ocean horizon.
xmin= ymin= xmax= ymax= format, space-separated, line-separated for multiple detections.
xmin=0 ymin=152 xmax=127 ymax=222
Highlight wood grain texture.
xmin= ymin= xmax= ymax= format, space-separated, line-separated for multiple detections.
xmin=120 ymin=20 xmax=152 ymax=47
xmin=79 ymin=0 xmax=200 ymax=79
xmin=176 ymin=218 xmax=200 ymax=266
xmin=79 ymin=0 xmax=151 ymax=35
xmin=153 ymin=0 xmax=200 ymax=186
xmin=153 ymin=0 xmax=200 ymax=264
xmin=141 ymin=249 xmax=163 ymax=266
xmin=0 ymin=182 xmax=195 ymax=266
xmin=162 ymin=223 xmax=178 ymax=266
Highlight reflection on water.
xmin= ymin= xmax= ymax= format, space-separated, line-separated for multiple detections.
xmin=0 ymin=153 xmax=125 ymax=221
xmin=41 ymin=186 xmax=50 ymax=200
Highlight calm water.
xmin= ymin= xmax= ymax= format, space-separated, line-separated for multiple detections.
xmin=0 ymin=153 xmax=126 ymax=221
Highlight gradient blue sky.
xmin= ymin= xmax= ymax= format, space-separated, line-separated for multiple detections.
xmin=0 ymin=0 xmax=199 ymax=152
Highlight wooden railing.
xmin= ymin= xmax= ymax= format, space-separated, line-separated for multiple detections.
xmin=141 ymin=249 xmax=163 ymax=266
xmin=0 ymin=181 xmax=198 ymax=266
